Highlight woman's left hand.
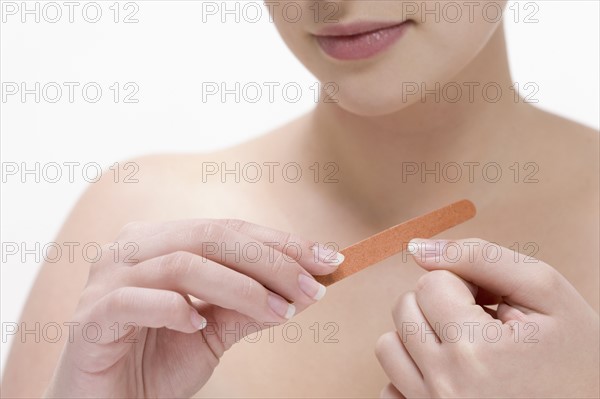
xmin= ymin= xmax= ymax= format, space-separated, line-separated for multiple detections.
xmin=375 ymin=238 xmax=599 ymax=398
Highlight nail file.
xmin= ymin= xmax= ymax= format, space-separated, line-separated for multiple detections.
xmin=314 ymin=199 xmax=476 ymax=286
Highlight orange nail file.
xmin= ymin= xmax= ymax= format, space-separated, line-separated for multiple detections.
xmin=315 ymin=199 xmax=476 ymax=286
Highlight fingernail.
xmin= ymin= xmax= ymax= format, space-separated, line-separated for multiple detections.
xmin=311 ymin=243 xmax=345 ymax=267
xmin=408 ymin=238 xmax=445 ymax=262
xmin=190 ymin=310 xmax=207 ymax=330
xmin=298 ymin=274 xmax=327 ymax=301
xmin=267 ymin=293 xmax=296 ymax=319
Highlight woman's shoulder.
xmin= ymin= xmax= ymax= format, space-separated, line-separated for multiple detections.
xmin=523 ymin=104 xmax=598 ymax=147
xmin=523 ymin=105 xmax=599 ymax=249
xmin=80 ymin=123 xmax=302 ymax=222
xmin=516 ymin=105 xmax=598 ymax=193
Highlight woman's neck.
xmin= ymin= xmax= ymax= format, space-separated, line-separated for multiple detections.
xmin=304 ymin=24 xmax=523 ymax=225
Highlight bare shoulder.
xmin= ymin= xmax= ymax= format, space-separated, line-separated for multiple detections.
xmin=520 ymin=106 xmax=599 ymax=308
xmin=524 ymin=105 xmax=599 ymax=155
xmin=64 ymin=112 xmax=305 ymax=226
xmin=519 ymin=105 xmax=598 ymax=194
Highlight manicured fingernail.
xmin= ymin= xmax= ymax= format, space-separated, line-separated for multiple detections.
xmin=267 ymin=293 xmax=296 ymax=319
xmin=408 ymin=238 xmax=444 ymax=261
xmin=311 ymin=243 xmax=345 ymax=267
xmin=298 ymin=274 xmax=327 ymax=301
xmin=190 ymin=310 xmax=207 ymax=330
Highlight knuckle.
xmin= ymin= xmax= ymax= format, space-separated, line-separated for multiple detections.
xmin=96 ymin=242 xmax=116 ymax=264
xmin=415 ymin=272 xmax=431 ymax=291
xmin=393 ymin=291 xmax=412 ymax=309
xmin=466 ymin=237 xmax=491 ymax=266
xmin=277 ymin=232 xmax=304 ymax=263
xmin=158 ymin=251 xmax=195 ymax=278
xmin=167 ymin=222 xmax=225 ymax=248
xmin=88 ymin=243 xmax=119 ymax=276
xmin=162 ymin=290 xmax=188 ymax=312
xmin=104 ymin=287 xmax=133 ymax=313
xmin=78 ymin=284 xmax=106 ymax=310
xmin=224 ymin=218 xmax=247 ymax=232
xmin=278 ymin=231 xmax=293 ymax=247
xmin=117 ymin=221 xmax=144 ymax=239
xmin=198 ymin=222 xmax=228 ymax=245
xmin=375 ymin=331 xmax=398 ymax=359
xmin=236 ymin=275 xmax=258 ymax=301
xmin=392 ymin=291 xmax=415 ymax=319
xmin=416 ymin=270 xmax=455 ymax=291
xmin=268 ymin=251 xmax=288 ymax=276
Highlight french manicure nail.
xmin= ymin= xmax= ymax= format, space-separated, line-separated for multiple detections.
xmin=409 ymin=238 xmax=445 ymax=261
xmin=298 ymin=274 xmax=327 ymax=301
xmin=190 ymin=310 xmax=207 ymax=330
xmin=267 ymin=293 xmax=296 ymax=319
xmin=311 ymin=243 xmax=345 ymax=267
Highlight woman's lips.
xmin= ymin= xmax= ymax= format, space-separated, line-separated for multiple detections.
xmin=314 ymin=21 xmax=413 ymax=61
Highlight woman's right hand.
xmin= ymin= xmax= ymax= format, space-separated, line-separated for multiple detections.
xmin=44 ymin=219 xmax=343 ymax=398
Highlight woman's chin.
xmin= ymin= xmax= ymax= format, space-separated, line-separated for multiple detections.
xmin=331 ymin=93 xmax=413 ymax=118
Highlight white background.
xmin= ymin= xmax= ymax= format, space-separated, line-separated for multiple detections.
xmin=1 ymin=0 xmax=599 ymax=374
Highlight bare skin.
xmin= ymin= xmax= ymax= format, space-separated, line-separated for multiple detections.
xmin=2 ymin=19 xmax=598 ymax=399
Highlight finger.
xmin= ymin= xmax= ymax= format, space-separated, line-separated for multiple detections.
xmin=115 ymin=221 xmax=167 ymax=241
xmin=375 ymin=331 xmax=427 ymax=398
xmin=409 ymin=238 xmax=570 ymax=314
xmin=213 ymin=219 xmax=345 ymax=274
xmin=496 ymin=302 xmax=528 ymax=323
xmin=126 ymin=223 xmax=329 ymax=306
xmin=89 ymin=287 xmax=206 ymax=345
xmin=415 ymin=270 xmax=495 ymax=332
xmin=391 ymin=292 xmax=441 ymax=368
xmin=380 ymin=383 xmax=405 ymax=399
xmin=123 ymin=251 xmax=297 ymax=322
xmin=192 ymin=303 xmax=282 ymax=356
xmin=119 ymin=219 xmax=344 ymax=275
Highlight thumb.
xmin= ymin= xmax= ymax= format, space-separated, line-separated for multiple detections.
xmin=408 ymin=237 xmax=569 ymax=314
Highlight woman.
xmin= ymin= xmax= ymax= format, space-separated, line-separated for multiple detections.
xmin=3 ymin=1 xmax=599 ymax=397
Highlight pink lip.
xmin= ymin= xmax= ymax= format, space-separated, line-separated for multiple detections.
xmin=314 ymin=20 xmax=413 ymax=61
